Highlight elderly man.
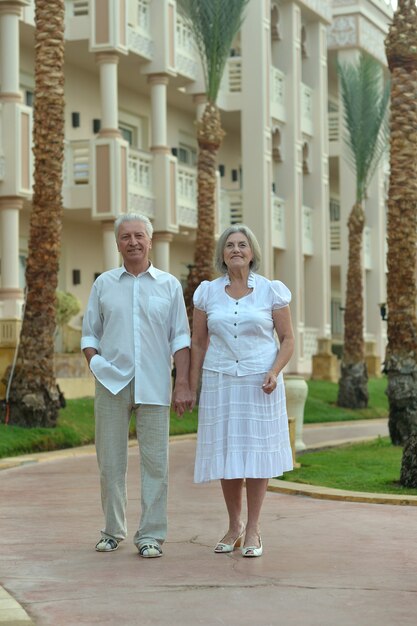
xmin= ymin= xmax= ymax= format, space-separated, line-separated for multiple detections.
xmin=81 ymin=213 xmax=191 ymax=558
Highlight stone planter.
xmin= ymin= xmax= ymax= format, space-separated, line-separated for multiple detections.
xmin=284 ymin=375 xmax=308 ymax=451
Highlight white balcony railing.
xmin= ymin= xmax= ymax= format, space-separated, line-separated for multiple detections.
xmin=128 ymin=0 xmax=153 ymax=57
xmin=304 ymin=327 xmax=319 ymax=360
xmin=128 ymin=148 xmax=153 ymax=197
xmin=271 ymin=66 xmax=285 ymax=108
xmin=272 ymin=195 xmax=285 ymax=249
xmin=303 ymin=205 xmax=314 ymax=255
xmin=301 ymin=83 xmax=313 ymax=136
xmin=177 ymin=164 xmax=197 ymax=227
xmin=364 ymin=225 xmax=372 ymax=269
xmin=175 ymin=13 xmax=198 ymax=78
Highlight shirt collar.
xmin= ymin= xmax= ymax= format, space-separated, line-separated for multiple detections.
xmin=225 ymin=271 xmax=255 ymax=288
xmin=118 ymin=262 xmax=157 ymax=279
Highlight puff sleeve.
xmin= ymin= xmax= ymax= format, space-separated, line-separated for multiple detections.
xmin=271 ymin=280 xmax=292 ymax=309
xmin=193 ymin=280 xmax=210 ymax=311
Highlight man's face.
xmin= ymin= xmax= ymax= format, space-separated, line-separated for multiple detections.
xmin=117 ymin=220 xmax=152 ymax=267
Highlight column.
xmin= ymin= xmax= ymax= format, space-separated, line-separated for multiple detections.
xmin=302 ymin=21 xmax=331 ymax=338
xmin=193 ymin=93 xmax=206 ymax=121
xmin=152 ymin=232 xmax=173 ymax=272
xmin=0 ymin=1 xmax=28 ymax=319
xmin=0 ymin=198 xmax=24 ymax=316
xmin=364 ymin=163 xmax=387 ymax=374
xmin=337 ymin=49 xmax=361 ymax=335
xmin=275 ymin=1 xmax=304 ymax=373
xmin=102 ymin=221 xmax=120 ymax=271
xmin=241 ymin=0 xmax=273 ymax=277
xmin=91 ymin=53 xmax=128 ymax=222
xmin=148 ymin=74 xmax=176 ymax=240
xmin=97 ymin=53 xmax=120 ymax=134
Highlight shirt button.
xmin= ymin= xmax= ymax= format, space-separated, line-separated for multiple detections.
xmin=234 ymin=335 xmax=237 ymax=339
xmin=235 ymin=311 xmax=237 ymax=315
xmin=236 ymin=360 xmax=239 ymax=363
xmin=234 ymin=323 xmax=237 ymax=326
xmin=236 ymin=302 xmax=239 ymax=305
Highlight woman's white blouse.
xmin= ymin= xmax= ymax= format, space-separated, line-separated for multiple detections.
xmin=193 ymin=272 xmax=291 ymax=376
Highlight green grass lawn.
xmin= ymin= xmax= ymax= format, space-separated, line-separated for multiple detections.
xmin=1 ymin=376 xmax=410 ymax=497
xmin=0 ymin=397 xmax=198 ymax=459
xmin=0 ymin=377 xmax=388 ymax=461
xmin=281 ymin=437 xmax=417 ymax=496
xmin=304 ymin=378 xmax=388 ymax=423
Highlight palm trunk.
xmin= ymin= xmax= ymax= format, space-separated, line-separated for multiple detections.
xmin=7 ymin=0 xmax=65 ymax=427
xmin=184 ymin=102 xmax=225 ymax=322
xmin=337 ymin=202 xmax=368 ymax=408
xmin=385 ymin=0 xmax=417 ymax=445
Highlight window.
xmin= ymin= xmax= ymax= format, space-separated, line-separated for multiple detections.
xmin=178 ymin=143 xmax=197 ymax=167
xmin=331 ymin=298 xmax=344 ymax=336
xmin=119 ymin=124 xmax=135 ymax=146
xmin=25 ymin=90 xmax=34 ymax=107
xmin=19 ymin=254 xmax=27 ymax=289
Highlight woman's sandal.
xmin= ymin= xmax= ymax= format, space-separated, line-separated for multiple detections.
xmin=242 ymin=536 xmax=263 ymax=558
xmin=214 ymin=523 xmax=245 ymax=553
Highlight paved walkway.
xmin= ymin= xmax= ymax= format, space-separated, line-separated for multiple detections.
xmin=1 ymin=419 xmax=417 ymax=626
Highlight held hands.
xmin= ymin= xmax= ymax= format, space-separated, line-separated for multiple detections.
xmin=172 ymin=381 xmax=194 ymax=417
xmin=262 ymin=371 xmax=278 ymax=395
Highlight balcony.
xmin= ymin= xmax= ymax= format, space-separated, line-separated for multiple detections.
xmin=175 ymin=13 xmax=198 ymax=80
xmin=302 ymin=205 xmax=314 ymax=256
xmin=272 ymin=195 xmax=286 ymax=249
xmin=301 ymin=83 xmax=313 ymax=137
xmin=128 ymin=148 xmax=155 ymax=218
xmin=128 ymin=0 xmax=153 ymax=59
xmin=177 ymin=164 xmax=197 ymax=228
xmin=270 ymin=66 xmax=285 ymax=123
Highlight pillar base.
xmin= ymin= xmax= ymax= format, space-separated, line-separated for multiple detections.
xmin=311 ymin=353 xmax=340 ymax=383
xmin=366 ymin=355 xmax=382 ymax=379
xmin=0 ymin=289 xmax=24 ymax=319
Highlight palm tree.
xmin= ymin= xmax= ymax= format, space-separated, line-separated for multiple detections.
xmin=385 ymin=0 xmax=417 ymax=444
xmin=176 ymin=0 xmax=249 ymax=320
xmin=336 ymin=53 xmax=390 ymax=409
xmin=6 ymin=0 xmax=65 ymax=427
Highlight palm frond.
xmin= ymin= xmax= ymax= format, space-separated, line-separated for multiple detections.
xmin=177 ymin=0 xmax=249 ymax=102
xmin=338 ymin=53 xmax=390 ymax=202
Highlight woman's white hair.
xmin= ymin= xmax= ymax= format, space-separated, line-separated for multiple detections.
xmin=214 ymin=224 xmax=261 ymax=274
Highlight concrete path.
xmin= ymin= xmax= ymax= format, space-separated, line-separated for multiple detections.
xmin=1 ymin=419 xmax=417 ymax=626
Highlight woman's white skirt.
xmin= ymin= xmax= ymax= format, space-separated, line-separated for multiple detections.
xmin=194 ymin=370 xmax=293 ymax=483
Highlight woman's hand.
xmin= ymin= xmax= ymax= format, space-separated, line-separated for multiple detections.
xmin=262 ymin=371 xmax=277 ymax=394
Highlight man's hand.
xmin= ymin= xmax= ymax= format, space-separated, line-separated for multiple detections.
xmin=172 ymin=380 xmax=193 ymax=417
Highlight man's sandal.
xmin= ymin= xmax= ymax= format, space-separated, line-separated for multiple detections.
xmin=95 ymin=537 xmax=119 ymax=552
xmin=138 ymin=542 xmax=163 ymax=558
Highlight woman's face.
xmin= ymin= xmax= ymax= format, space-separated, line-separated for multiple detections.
xmin=223 ymin=232 xmax=253 ymax=271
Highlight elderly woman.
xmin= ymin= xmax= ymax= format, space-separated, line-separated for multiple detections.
xmin=190 ymin=224 xmax=295 ymax=557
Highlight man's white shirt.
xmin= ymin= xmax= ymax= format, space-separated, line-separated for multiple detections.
xmin=81 ymin=264 xmax=190 ymax=405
